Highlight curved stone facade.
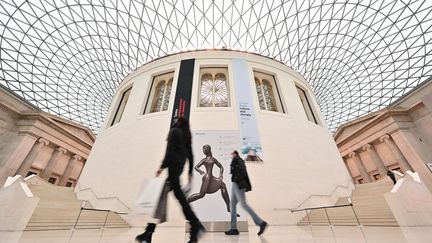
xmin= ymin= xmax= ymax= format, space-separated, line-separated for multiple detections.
xmin=78 ymin=50 xmax=353 ymax=225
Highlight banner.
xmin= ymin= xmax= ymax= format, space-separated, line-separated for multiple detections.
xmin=189 ymin=130 xmax=247 ymax=224
xmin=170 ymin=59 xmax=195 ymax=127
xmin=232 ymin=58 xmax=264 ymax=162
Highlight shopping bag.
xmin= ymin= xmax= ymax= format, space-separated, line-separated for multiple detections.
xmin=153 ymin=180 xmax=170 ymax=223
xmin=134 ymin=176 xmax=167 ymax=215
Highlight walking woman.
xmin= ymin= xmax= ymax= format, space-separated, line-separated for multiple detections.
xmin=135 ymin=117 xmax=205 ymax=243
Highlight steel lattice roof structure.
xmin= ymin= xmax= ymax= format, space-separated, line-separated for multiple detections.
xmin=1 ymin=0 xmax=431 ymax=132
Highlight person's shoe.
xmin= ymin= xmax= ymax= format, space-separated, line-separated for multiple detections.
xmin=188 ymin=223 xmax=206 ymax=242
xmin=257 ymin=221 xmax=268 ymax=235
xmin=135 ymin=223 xmax=155 ymax=243
xmin=224 ymin=229 xmax=240 ymax=235
xmin=135 ymin=232 xmax=152 ymax=243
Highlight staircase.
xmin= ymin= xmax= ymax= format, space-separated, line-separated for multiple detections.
xmin=298 ymin=177 xmax=398 ymax=226
xmin=24 ymin=176 xmax=130 ymax=231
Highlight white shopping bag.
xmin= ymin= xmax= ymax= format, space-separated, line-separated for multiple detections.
xmin=134 ymin=176 xmax=166 ymax=215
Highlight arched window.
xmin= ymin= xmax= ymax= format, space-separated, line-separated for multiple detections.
xmin=145 ymin=72 xmax=174 ymax=114
xmin=254 ymin=72 xmax=283 ymax=112
xmin=199 ymin=67 xmax=229 ymax=107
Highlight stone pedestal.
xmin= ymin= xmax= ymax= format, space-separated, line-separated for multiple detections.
xmin=384 ymin=172 xmax=432 ymax=226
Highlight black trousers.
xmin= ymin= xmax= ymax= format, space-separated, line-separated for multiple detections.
xmin=167 ymin=170 xmax=200 ymax=225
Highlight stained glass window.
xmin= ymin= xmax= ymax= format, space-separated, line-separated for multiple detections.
xmin=199 ymin=68 xmax=229 ymax=107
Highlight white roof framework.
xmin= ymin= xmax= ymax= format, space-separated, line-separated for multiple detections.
xmin=1 ymin=0 xmax=431 ymax=132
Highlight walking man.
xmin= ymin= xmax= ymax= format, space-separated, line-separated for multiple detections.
xmin=225 ymin=150 xmax=267 ymax=236
xmin=135 ymin=118 xmax=205 ymax=243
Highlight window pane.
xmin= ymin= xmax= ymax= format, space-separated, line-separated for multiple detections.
xmin=296 ymin=86 xmax=318 ymax=124
xmin=253 ymin=72 xmax=283 ymax=113
xmin=111 ymin=87 xmax=132 ymax=125
xmin=262 ymin=80 xmax=277 ymax=112
xmin=214 ymin=73 xmax=228 ymax=107
xmin=145 ymin=72 xmax=174 ymax=114
xmin=199 ymin=68 xmax=230 ymax=107
xmin=200 ymin=73 xmax=214 ymax=107
xmin=162 ymin=79 xmax=173 ymax=111
xmin=255 ymin=78 xmax=266 ymax=110
xmin=151 ymin=81 xmax=166 ymax=113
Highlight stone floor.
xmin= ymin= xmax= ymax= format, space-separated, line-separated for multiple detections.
xmin=1 ymin=225 xmax=431 ymax=243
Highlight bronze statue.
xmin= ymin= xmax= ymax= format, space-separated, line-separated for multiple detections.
xmin=187 ymin=144 xmax=231 ymax=213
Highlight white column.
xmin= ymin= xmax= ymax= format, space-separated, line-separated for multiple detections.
xmin=16 ymin=138 xmax=49 ymax=176
xmin=41 ymin=147 xmax=67 ymax=180
xmin=349 ymin=151 xmax=372 ymax=183
xmin=59 ymin=155 xmax=81 ymax=186
xmin=379 ymin=134 xmax=412 ymax=172
xmin=0 ymin=134 xmax=37 ymax=184
xmin=362 ymin=144 xmax=387 ymax=177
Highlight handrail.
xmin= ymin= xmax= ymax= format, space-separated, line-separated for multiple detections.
xmin=290 ymin=203 xmax=353 ymax=213
xmin=73 ymin=206 xmax=130 ymax=230
xmin=80 ymin=207 xmax=128 ymax=215
xmin=290 ymin=201 xmax=361 ymax=226
xmin=287 ymin=183 xmax=353 ymax=211
xmin=75 ymin=183 xmax=131 ymax=212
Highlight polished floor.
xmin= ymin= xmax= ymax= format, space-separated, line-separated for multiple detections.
xmin=1 ymin=225 xmax=431 ymax=243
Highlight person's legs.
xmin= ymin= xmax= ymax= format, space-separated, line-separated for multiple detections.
xmin=230 ymin=183 xmax=239 ymax=229
xmin=236 ymin=185 xmax=264 ymax=226
xmin=169 ymin=174 xmax=200 ymax=225
xmin=168 ymin=172 xmax=204 ymax=242
xmin=235 ymin=185 xmax=268 ymax=235
xmin=225 ymin=183 xmax=240 ymax=235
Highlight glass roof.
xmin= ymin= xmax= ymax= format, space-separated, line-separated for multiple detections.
xmin=1 ymin=0 xmax=431 ymax=132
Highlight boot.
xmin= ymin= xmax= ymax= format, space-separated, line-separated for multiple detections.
xmin=135 ymin=223 xmax=156 ymax=243
xmin=188 ymin=222 xmax=206 ymax=243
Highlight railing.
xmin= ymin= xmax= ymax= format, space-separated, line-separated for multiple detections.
xmin=290 ymin=197 xmax=362 ymax=226
xmin=72 ymin=207 xmax=129 ymax=230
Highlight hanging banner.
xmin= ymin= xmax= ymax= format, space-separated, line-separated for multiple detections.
xmin=232 ymin=59 xmax=264 ymax=162
xmin=170 ymin=59 xmax=195 ymax=127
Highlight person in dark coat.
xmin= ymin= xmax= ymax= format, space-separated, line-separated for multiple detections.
xmin=225 ymin=150 xmax=267 ymax=236
xmin=135 ymin=117 xmax=205 ymax=243
xmin=387 ymin=170 xmax=397 ymax=185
